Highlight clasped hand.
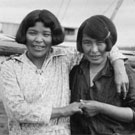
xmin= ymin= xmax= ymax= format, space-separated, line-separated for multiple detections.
xmin=79 ymin=100 xmax=102 ymax=117
xmin=70 ymin=100 xmax=102 ymax=117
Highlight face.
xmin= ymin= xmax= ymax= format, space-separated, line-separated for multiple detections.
xmin=82 ymin=34 xmax=107 ymax=65
xmin=26 ymin=22 xmax=52 ymax=59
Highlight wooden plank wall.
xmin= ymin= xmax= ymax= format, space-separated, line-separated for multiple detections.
xmin=0 ymin=41 xmax=26 ymax=56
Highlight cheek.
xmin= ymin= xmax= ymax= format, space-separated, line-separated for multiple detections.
xmin=26 ymin=35 xmax=34 ymax=43
xmin=45 ymin=37 xmax=52 ymax=43
xmin=82 ymin=45 xmax=90 ymax=53
xmin=98 ymin=45 xmax=106 ymax=53
xmin=42 ymin=38 xmax=52 ymax=46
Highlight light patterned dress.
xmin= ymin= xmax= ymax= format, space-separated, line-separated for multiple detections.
xmin=0 ymin=47 xmax=81 ymax=135
xmin=0 ymin=46 xmax=124 ymax=135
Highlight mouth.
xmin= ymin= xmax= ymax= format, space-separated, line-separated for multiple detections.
xmin=32 ymin=45 xmax=46 ymax=50
xmin=90 ymin=55 xmax=101 ymax=60
xmin=90 ymin=55 xmax=101 ymax=58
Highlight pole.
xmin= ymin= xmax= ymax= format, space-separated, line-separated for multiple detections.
xmin=110 ymin=0 xmax=124 ymax=20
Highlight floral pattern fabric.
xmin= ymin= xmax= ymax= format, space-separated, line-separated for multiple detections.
xmin=0 ymin=47 xmax=81 ymax=135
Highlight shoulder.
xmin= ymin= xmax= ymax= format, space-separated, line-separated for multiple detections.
xmin=1 ymin=54 xmax=23 ymax=72
xmin=52 ymin=46 xmax=77 ymax=56
xmin=70 ymin=64 xmax=82 ymax=78
xmin=52 ymin=46 xmax=82 ymax=64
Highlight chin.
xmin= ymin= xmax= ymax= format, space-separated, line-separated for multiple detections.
xmin=89 ymin=59 xmax=103 ymax=65
xmin=33 ymin=53 xmax=46 ymax=58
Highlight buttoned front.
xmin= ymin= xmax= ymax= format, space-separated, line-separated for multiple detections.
xmin=70 ymin=59 xmax=135 ymax=135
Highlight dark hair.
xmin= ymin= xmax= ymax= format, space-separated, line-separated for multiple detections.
xmin=16 ymin=9 xmax=64 ymax=46
xmin=77 ymin=15 xmax=117 ymax=53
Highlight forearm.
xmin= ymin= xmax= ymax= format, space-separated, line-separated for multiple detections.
xmin=113 ymin=59 xmax=126 ymax=76
xmin=111 ymin=58 xmax=129 ymax=98
xmin=109 ymin=45 xmax=126 ymax=63
xmin=51 ymin=107 xmax=68 ymax=119
xmin=109 ymin=45 xmax=127 ymax=76
xmin=100 ymin=103 xmax=133 ymax=123
xmin=51 ymin=102 xmax=82 ymax=119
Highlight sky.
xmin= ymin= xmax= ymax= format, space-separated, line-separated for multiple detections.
xmin=0 ymin=0 xmax=135 ymax=47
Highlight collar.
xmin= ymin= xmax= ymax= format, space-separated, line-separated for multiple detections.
xmin=93 ymin=58 xmax=113 ymax=82
xmin=12 ymin=46 xmax=67 ymax=63
xmin=79 ymin=58 xmax=113 ymax=83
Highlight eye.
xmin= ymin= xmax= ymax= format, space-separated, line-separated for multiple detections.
xmin=43 ymin=33 xmax=51 ymax=37
xmin=82 ymin=40 xmax=92 ymax=45
xmin=27 ymin=30 xmax=37 ymax=35
xmin=96 ymin=41 xmax=104 ymax=46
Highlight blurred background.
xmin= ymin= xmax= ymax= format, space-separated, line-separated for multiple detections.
xmin=0 ymin=0 xmax=135 ymax=47
xmin=0 ymin=1 xmax=135 ymax=134
xmin=0 ymin=0 xmax=135 ymax=58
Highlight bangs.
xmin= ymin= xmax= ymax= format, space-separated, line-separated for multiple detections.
xmin=82 ymin=18 xmax=108 ymax=42
xmin=24 ymin=10 xmax=55 ymax=30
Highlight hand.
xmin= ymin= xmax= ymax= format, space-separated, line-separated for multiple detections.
xmin=113 ymin=60 xmax=129 ymax=99
xmin=114 ymin=67 xmax=129 ymax=99
xmin=80 ymin=100 xmax=102 ymax=117
xmin=64 ymin=102 xmax=83 ymax=116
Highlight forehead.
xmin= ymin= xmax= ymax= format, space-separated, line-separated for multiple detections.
xmin=28 ymin=22 xmax=51 ymax=32
xmin=82 ymin=34 xmax=96 ymax=41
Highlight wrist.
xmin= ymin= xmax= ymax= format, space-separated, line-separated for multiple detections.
xmin=98 ymin=102 xmax=106 ymax=114
xmin=60 ymin=106 xmax=71 ymax=117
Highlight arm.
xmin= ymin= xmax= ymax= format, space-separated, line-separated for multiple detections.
xmin=99 ymin=102 xmax=133 ymax=123
xmin=51 ymin=102 xmax=82 ymax=119
xmin=65 ymin=47 xmax=83 ymax=70
xmin=0 ymin=61 xmax=82 ymax=123
xmin=81 ymin=64 xmax=135 ymax=123
xmin=109 ymin=45 xmax=129 ymax=99
xmin=81 ymin=100 xmax=133 ymax=123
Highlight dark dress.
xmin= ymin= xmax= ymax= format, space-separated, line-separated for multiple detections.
xmin=70 ymin=58 xmax=135 ymax=135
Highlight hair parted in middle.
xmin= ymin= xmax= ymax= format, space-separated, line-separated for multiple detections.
xmin=16 ymin=9 xmax=65 ymax=46
xmin=77 ymin=15 xmax=117 ymax=53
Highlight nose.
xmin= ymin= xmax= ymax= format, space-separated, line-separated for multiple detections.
xmin=91 ymin=43 xmax=98 ymax=53
xmin=35 ymin=34 xmax=43 ymax=42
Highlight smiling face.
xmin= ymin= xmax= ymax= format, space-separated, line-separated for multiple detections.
xmin=26 ymin=21 xmax=52 ymax=60
xmin=82 ymin=34 xmax=108 ymax=65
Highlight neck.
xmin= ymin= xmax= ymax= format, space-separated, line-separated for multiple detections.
xmin=32 ymin=57 xmax=46 ymax=69
xmin=27 ymin=52 xmax=49 ymax=69
xmin=89 ymin=57 xmax=107 ymax=86
xmin=90 ymin=57 xmax=107 ymax=75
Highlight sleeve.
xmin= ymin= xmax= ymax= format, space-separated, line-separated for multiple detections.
xmin=0 ymin=60 xmax=52 ymax=124
xmin=133 ymin=111 xmax=135 ymax=123
xmin=108 ymin=45 xmax=127 ymax=63
xmin=65 ymin=47 xmax=83 ymax=70
xmin=124 ymin=64 xmax=135 ymax=122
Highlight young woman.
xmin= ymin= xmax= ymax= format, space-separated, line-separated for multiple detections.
xmin=0 ymin=10 xmax=128 ymax=135
xmin=70 ymin=15 xmax=135 ymax=135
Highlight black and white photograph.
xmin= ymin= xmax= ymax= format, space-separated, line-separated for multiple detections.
xmin=0 ymin=0 xmax=135 ymax=135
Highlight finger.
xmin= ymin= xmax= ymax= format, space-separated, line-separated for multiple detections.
xmin=126 ymin=83 xmax=129 ymax=92
xmin=77 ymin=108 xmax=83 ymax=114
xmin=80 ymin=99 xmax=85 ymax=104
xmin=116 ymin=84 xmax=121 ymax=94
xmin=122 ymin=84 xmax=127 ymax=100
xmin=79 ymin=103 xmax=86 ymax=109
xmin=80 ymin=99 xmax=89 ymax=103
